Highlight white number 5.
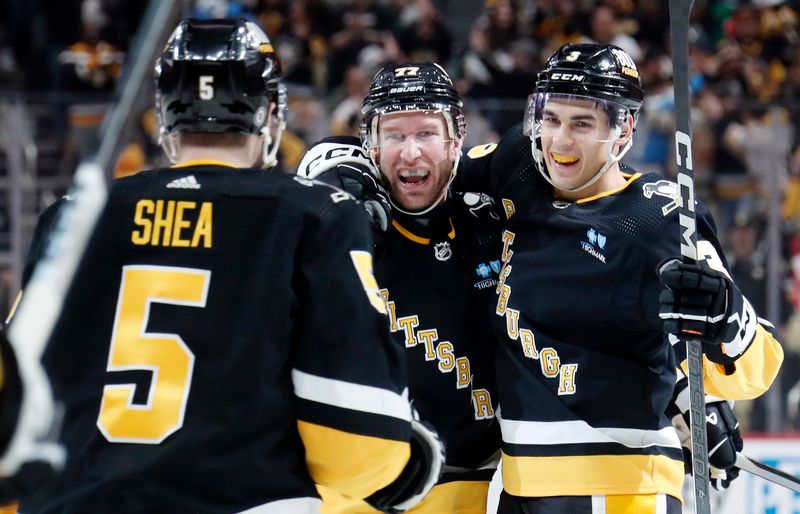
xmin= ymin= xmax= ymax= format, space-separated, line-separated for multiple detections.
xmin=199 ymin=75 xmax=214 ymax=100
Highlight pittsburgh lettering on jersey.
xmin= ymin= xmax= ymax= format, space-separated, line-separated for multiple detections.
xmin=380 ymin=287 xmax=494 ymax=419
xmin=495 ymin=233 xmax=579 ymax=395
xmin=132 ymin=199 xmax=213 ymax=248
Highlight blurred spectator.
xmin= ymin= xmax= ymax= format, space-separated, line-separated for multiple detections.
xmin=191 ymin=0 xmax=258 ymax=20
xmin=272 ymin=1 xmax=332 ymax=90
xmin=530 ymin=0 xmax=588 ymax=59
xmin=627 ymin=49 xmax=674 ymax=175
xmin=581 ymin=5 xmax=642 ymax=62
xmin=327 ymin=0 xmax=391 ymax=89
xmin=708 ymin=83 xmax=756 ymax=235
xmin=57 ymin=0 xmax=122 ymax=93
xmin=394 ymin=0 xmax=453 ymax=64
xmin=57 ymin=0 xmax=124 ymax=175
xmin=329 ymin=65 xmax=371 ymax=136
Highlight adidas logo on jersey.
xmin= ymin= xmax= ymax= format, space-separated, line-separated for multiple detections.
xmin=166 ymin=175 xmax=201 ymax=189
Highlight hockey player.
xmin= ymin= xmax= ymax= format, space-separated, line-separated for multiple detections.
xmin=456 ymin=43 xmax=784 ymax=513
xmin=17 ymin=18 xmax=443 ymax=513
xmin=298 ymin=63 xmax=502 ymax=514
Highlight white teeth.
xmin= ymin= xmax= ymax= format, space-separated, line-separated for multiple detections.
xmin=399 ymin=169 xmax=429 ymax=178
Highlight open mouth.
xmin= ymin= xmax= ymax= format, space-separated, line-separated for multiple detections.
xmin=551 ymin=152 xmax=580 ymax=166
xmin=399 ymin=169 xmax=431 ymax=186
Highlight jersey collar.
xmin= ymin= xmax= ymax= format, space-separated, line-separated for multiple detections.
xmin=172 ymin=159 xmax=238 ymax=169
xmin=576 ymin=172 xmax=642 ymax=204
xmin=392 ymin=218 xmax=456 ymax=245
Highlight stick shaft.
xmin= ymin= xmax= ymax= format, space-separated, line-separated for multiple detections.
xmin=736 ymin=453 xmax=800 ymax=493
xmin=668 ymin=1 xmax=710 ymax=512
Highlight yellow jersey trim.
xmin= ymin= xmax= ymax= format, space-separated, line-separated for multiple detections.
xmin=297 ymin=420 xmax=409 ymax=500
xmin=318 ymin=480 xmax=490 ymax=514
xmin=501 ymin=452 xmax=684 ymax=500
xmin=392 ymin=219 xmax=456 ymax=245
xmin=577 ymin=173 xmax=642 ymax=204
xmin=172 ymin=159 xmax=237 ymax=169
xmin=680 ymin=324 xmax=784 ymax=400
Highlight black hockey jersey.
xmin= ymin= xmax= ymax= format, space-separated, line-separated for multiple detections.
xmin=375 ymin=193 xmax=502 ymax=473
xmin=457 ymin=125 xmax=783 ymax=500
xmin=23 ymin=163 xmax=414 ymax=514
xmin=318 ymin=192 xmax=503 ymax=514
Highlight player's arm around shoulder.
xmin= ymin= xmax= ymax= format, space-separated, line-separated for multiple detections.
xmin=290 ymin=187 xmax=443 ymax=512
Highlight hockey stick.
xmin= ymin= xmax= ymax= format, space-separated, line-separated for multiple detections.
xmin=668 ymin=1 xmax=711 ymax=513
xmin=0 ymin=0 xmax=181 ymax=476
xmin=736 ymin=452 xmax=800 ymax=493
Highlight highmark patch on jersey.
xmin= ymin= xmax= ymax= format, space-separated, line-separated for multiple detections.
xmin=474 ymin=260 xmax=501 ymax=290
xmin=580 ymin=227 xmax=607 ymax=264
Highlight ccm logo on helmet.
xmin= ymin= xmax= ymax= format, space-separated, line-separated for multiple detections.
xmin=550 ymin=73 xmax=585 ymax=82
xmin=389 ymin=85 xmax=424 ymax=94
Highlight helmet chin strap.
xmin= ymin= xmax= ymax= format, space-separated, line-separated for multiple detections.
xmin=533 ymin=127 xmax=632 ymax=195
xmin=382 ymin=151 xmax=461 ymax=217
xmin=261 ymin=118 xmax=285 ymax=169
xmin=160 ymin=128 xmax=180 ymax=164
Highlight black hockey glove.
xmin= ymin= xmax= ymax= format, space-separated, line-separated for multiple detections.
xmin=658 ymin=258 xmax=757 ymax=365
xmin=297 ymin=136 xmax=392 ymax=232
xmin=668 ymin=377 xmax=743 ymax=490
xmin=364 ymin=417 xmax=444 ymax=513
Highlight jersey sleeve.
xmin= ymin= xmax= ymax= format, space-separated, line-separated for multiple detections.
xmin=646 ymin=201 xmax=783 ymax=400
xmin=290 ymin=195 xmax=412 ymax=501
xmin=456 ymin=123 xmax=541 ymax=221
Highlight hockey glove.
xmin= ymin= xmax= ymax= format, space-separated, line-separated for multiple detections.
xmin=668 ymin=376 xmax=743 ymax=490
xmin=658 ymin=259 xmax=757 ymax=365
xmin=364 ymin=418 xmax=445 ymax=513
xmin=297 ymin=136 xmax=392 ymax=232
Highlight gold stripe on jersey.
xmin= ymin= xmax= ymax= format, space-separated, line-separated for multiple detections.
xmin=577 ymin=173 xmax=642 ymax=204
xmin=603 ymin=493 xmax=671 ymax=513
xmin=319 ymin=478 xmax=491 ymax=514
xmin=679 ymin=324 xmax=784 ymax=401
xmin=297 ymin=420 xmax=410 ymax=500
xmin=501 ymin=452 xmax=684 ymax=500
xmin=392 ymin=219 xmax=456 ymax=245
xmin=171 ymin=159 xmax=237 ymax=168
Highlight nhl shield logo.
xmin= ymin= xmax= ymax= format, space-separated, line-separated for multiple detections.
xmin=434 ymin=242 xmax=452 ymax=261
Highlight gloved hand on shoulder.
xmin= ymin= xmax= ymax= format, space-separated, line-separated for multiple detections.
xmin=298 ymin=136 xmax=392 ymax=232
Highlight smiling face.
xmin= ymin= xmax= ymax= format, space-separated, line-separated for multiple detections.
xmin=374 ymin=111 xmax=461 ymax=212
xmin=538 ymin=96 xmax=630 ymax=199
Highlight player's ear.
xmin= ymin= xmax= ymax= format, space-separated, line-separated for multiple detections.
xmin=450 ymin=137 xmax=463 ymax=160
xmin=617 ymin=114 xmax=635 ymax=147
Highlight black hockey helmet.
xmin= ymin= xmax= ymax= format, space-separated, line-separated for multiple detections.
xmin=155 ymin=18 xmax=286 ymax=138
xmin=524 ymin=43 xmax=644 ymax=194
xmin=533 ymin=43 xmax=644 ymax=124
xmin=361 ymin=63 xmax=466 ymax=149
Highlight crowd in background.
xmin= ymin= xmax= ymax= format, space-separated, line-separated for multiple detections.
xmin=2 ymin=0 xmax=800 ymax=432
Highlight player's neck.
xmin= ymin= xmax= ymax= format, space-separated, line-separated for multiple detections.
xmin=175 ymin=145 xmax=261 ymax=169
xmin=555 ymin=165 xmax=626 ymax=201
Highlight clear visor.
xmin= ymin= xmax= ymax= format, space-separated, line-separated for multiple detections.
xmin=523 ymin=92 xmax=629 ymax=143
xmin=365 ymin=105 xmax=457 ymax=150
